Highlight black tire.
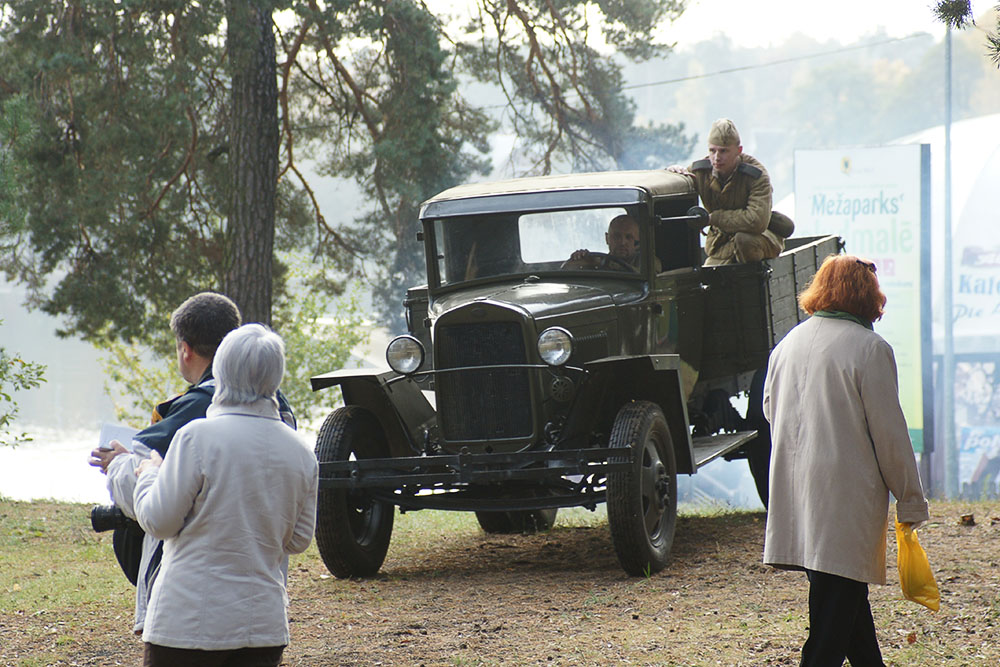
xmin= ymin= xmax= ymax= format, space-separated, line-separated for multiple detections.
xmin=314 ymin=406 xmax=395 ymax=578
xmin=744 ymin=367 xmax=771 ymax=508
xmin=606 ymin=401 xmax=678 ymax=576
xmin=475 ymin=509 xmax=558 ymax=534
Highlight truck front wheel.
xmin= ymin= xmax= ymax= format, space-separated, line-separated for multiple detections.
xmin=314 ymin=406 xmax=395 ymax=578
xmin=607 ymin=401 xmax=678 ymax=576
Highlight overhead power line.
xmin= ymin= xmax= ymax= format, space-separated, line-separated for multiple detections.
xmin=288 ymin=33 xmax=931 ymax=126
xmin=624 ymin=33 xmax=928 ymax=91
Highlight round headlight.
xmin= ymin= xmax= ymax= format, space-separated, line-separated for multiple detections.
xmin=386 ymin=335 xmax=425 ymax=375
xmin=537 ymin=327 xmax=573 ymax=366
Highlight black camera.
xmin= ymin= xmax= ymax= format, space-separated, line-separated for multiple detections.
xmin=91 ymin=505 xmax=144 ymax=585
xmin=90 ymin=504 xmax=129 ymax=533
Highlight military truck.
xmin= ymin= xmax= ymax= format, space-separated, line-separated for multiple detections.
xmin=310 ymin=170 xmax=841 ymax=577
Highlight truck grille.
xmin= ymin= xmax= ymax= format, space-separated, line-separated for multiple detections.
xmin=435 ymin=322 xmax=532 ymax=441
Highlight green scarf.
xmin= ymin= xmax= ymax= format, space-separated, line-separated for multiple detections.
xmin=813 ymin=310 xmax=874 ymax=330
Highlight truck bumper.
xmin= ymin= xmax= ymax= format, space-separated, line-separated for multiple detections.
xmin=318 ymin=447 xmax=633 ymax=512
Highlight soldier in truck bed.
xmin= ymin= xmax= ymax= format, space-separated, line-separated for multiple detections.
xmin=668 ymin=118 xmax=792 ymax=266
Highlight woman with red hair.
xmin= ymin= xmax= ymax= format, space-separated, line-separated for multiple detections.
xmin=762 ymin=254 xmax=929 ymax=666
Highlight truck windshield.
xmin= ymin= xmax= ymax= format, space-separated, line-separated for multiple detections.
xmin=432 ymin=207 xmax=641 ymax=286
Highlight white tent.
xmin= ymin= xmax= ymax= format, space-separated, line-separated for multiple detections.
xmin=778 ymin=113 xmax=1000 ymax=355
xmin=897 ymin=113 xmax=1000 ymax=355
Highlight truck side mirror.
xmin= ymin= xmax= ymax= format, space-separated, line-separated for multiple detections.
xmin=686 ymin=206 xmax=709 ymax=228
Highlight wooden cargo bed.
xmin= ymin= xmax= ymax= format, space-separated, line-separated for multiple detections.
xmin=698 ymin=234 xmax=842 ymax=381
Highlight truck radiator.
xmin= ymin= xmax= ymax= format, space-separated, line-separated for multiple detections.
xmin=435 ymin=322 xmax=533 ymax=440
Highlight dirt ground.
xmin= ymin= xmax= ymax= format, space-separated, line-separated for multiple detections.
xmin=3 ymin=500 xmax=999 ymax=666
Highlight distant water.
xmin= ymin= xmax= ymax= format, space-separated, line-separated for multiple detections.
xmin=1 ymin=423 xmax=763 ymax=509
xmin=0 ymin=423 xmax=321 ymax=504
xmin=1 ymin=425 xmax=110 ymax=503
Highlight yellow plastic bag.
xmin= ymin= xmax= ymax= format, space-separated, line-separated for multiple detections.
xmin=895 ymin=519 xmax=940 ymax=611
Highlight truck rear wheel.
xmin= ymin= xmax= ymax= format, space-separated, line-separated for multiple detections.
xmin=607 ymin=401 xmax=677 ymax=576
xmin=744 ymin=367 xmax=771 ymax=508
xmin=314 ymin=406 xmax=394 ymax=578
xmin=475 ymin=509 xmax=558 ymax=534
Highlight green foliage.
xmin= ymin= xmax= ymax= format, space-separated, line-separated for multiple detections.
xmin=0 ymin=94 xmax=36 ymax=239
xmin=456 ymin=0 xmax=691 ymax=173
xmin=0 ymin=96 xmax=48 ymax=448
xmin=96 ymin=265 xmax=367 ymax=430
xmin=272 ymin=261 xmax=368 ymax=427
xmin=287 ymin=0 xmax=495 ymax=331
xmin=0 ymin=0 xmax=236 ymax=341
xmin=935 ymin=1 xmax=1000 ymax=66
xmin=95 ymin=338 xmax=184 ymax=428
xmin=0 ymin=0 xmax=693 ymax=341
xmin=0 ymin=319 xmax=46 ymax=447
xmin=935 ymin=0 xmax=976 ymax=29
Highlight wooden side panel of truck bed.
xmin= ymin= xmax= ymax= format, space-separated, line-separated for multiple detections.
xmin=765 ymin=235 xmax=843 ymax=345
xmin=698 ymin=234 xmax=842 ymax=381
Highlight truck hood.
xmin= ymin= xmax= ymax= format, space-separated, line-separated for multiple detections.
xmin=430 ymin=277 xmax=645 ymax=320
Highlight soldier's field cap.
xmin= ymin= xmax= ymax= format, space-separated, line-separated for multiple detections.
xmin=708 ymin=118 xmax=740 ymax=146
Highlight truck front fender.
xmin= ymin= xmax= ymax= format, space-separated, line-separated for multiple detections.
xmin=311 ymin=369 xmax=435 ymax=458
xmin=565 ymin=355 xmax=695 ymax=474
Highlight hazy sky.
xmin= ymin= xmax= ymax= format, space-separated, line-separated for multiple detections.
xmin=660 ymin=0 xmax=966 ymax=48
xmin=426 ymin=1 xmax=994 ymax=50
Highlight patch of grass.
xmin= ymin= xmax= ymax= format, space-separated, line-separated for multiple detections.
xmin=678 ymin=498 xmax=760 ymax=518
xmin=0 ymin=501 xmax=132 ymax=615
xmin=393 ymin=508 xmax=478 ymax=542
xmin=553 ymin=504 xmax=607 ymax=527
xmin=17 ymin=655 xmax=61 ymax=667
xmin=582 ymin=590 xmax=614 ymax=607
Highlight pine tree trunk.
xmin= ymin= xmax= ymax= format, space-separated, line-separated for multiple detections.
xmin=224 ymin=0 xmax=278 ymax=326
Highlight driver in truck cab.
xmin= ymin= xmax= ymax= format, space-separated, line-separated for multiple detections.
xmin=568 ymin=214 xmax=660 ymax=271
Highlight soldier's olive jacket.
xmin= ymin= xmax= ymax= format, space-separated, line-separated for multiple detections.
xmin=688 ymin=153 xmax=774 ymax=261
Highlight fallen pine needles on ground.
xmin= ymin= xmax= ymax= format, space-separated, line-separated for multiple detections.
xmin=2 ymin=498 xmax=997 ymax=666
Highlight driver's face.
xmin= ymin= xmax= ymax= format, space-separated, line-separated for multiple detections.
xmin=605 ymin=217 xmax=640 ymax=260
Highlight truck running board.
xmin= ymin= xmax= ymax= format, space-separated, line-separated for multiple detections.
xmin=691 ymin=430 xmax=758 ymax=469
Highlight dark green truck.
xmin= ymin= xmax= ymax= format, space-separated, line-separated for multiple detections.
xmin=311 ymin=169 xmax=841 ymax=577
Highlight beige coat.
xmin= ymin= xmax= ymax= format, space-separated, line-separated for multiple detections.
xmin=762 ymin=316 xmax=928 ymax=584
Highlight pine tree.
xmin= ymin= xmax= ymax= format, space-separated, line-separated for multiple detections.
xmin=0 ymin=0 xmax=692 ymax=340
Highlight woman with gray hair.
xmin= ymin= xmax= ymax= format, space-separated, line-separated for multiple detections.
xmin=133 ymin=324 xmax=318 ymax=667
